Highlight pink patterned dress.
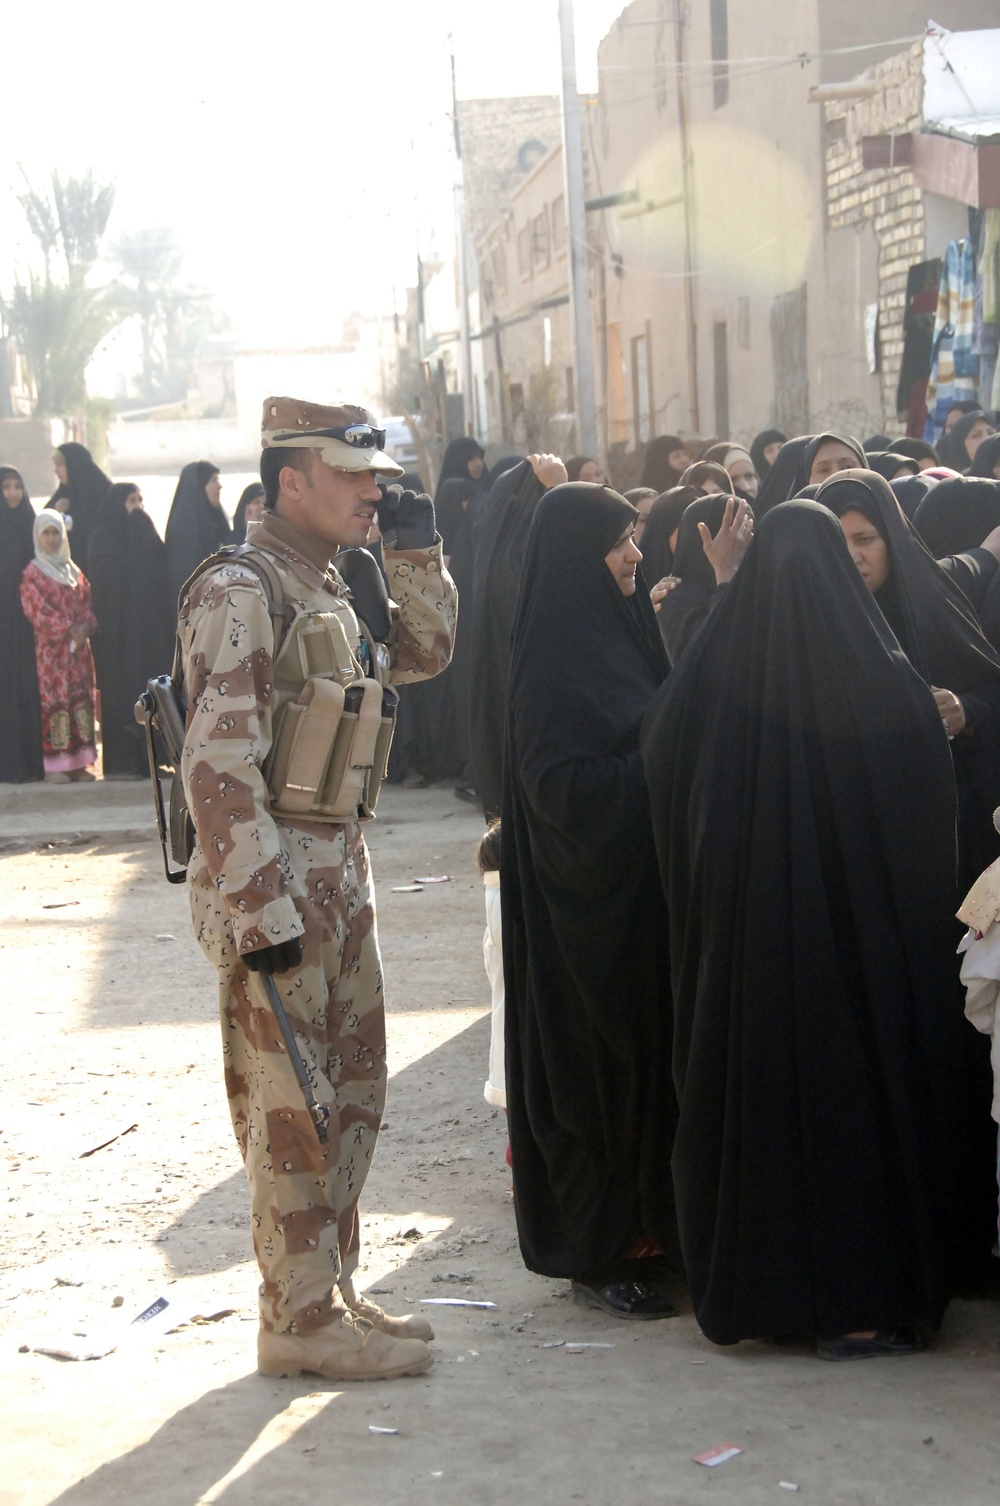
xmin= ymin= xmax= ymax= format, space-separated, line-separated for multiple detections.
xmin=19 ymin=562 xmax=98 ymax=772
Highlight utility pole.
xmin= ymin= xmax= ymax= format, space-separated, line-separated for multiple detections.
xmin=558 ymin=0 xmax=598 ymax=456
xmin=673 ymin=1 xmax=700 ymax=432
xmin=451 ymin=53 xmax=474 ymax=436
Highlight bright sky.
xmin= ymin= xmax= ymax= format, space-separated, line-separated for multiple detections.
xmin=2 ymin=0 xmax=624 ymax=363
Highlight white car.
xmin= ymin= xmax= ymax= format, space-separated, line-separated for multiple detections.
xmin=382 ymin=416 xmax=419 ymax=470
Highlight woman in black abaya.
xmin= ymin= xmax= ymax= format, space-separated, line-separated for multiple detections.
xmin=657 ymin=494 xmax=753 ymax=662
xmin=469 ymin=460 xmax=549 ymax=820
xmin=754 ymin=433 xmax=867 ymax=517
xmin=0 ymin=467 xmax=43 ymax=782
xmin=749 ymin=428 xmax=786 ymax=481
xmin=435 ymin=436 xmax=485 ymax=497
xmin=636 ymin=485 xmax=699 ymax=587
xmin=818 ymin=470 xmax=1000 ymax=893
xmin=969 ymin=435 xmax=1000 ymax=480
xmin=640 ymin=435 xmax=689 ymax=492
xmin=164 ymin=461 xmax=230 ymax=606
xmin=502 ymin=483 xmax=677 ymax=1317
xmin=231 ymin=482 xmax=266 ymax=544
xmin=642 ymin=500 xmax=983 ymax=1354
xmin=89 ymin=483 xmax=174 ymax=777
xmin=50 ymin=442 xmax=111 ymax=566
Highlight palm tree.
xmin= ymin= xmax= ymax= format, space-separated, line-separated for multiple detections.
xmin=4 ymin=169 xmax=122 ymax=417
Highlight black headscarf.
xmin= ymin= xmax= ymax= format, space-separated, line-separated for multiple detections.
xmin=749 ymin=428 xmax=786 ymax=480
xmin=891 ymin=473 xmax=936 ymax=521
xmin=642 ymin=499 xmax=988 ymax=1343
xmin=912 ymin=477 xmax=1000 ymax=559
xmin=397 ymin=470 xmax=426 ymax=493
xmin=656 ymin=494 xmax=743 ymax=663
xmin=819 ymin=469 xmax=1000 ymax=892
xmin=680 ymin=460 xmax=732 ymax=495
xmin=435 ymin=437 xmax=484 ymax=498
xmin=468 ymin=461 xmax=546 ymax=819
xmin=938 ymin=411 xmax=988 ymax=473
xmin=969 ymin=434 xmax=1000 ymax=480
xmin=88 ymin=483 xmax=175 ymax=775
xmin=501 ymin=482 xmax=676 ymax=1280
xmin=865 ymin=451 xmax=920 ymax=482
xmin=565 ymin=455 xmax=601 ymax=482
xmin=753 ymin=433 xmax=867 ymax=516
xmin=231 ymin=482 xmax=265 ymax=545
xmin=892 ymin=437 xmax=939 ymax=467
xmin=49 ymin=442 xmax=111 ymax=565
xmin=862 ymin=433 xmax=894 ymax=452
xmin=637 ymin=486 xmax=698 ymax=586
xmin=164 ymin=461 xmax=231 ymax=606
xmin=640 ymin=434 xmax=688 ymax=492
xmin=0 ymin=467 xmax=43 ymax=781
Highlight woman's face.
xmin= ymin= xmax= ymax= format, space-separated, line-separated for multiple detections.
xmin=728 ymin=458 xmax=758 ymax=499
xmin=632 ymin=494 xmax=654 ymax=545
xmin=604 ymin=525 xmax=642 ymax=596
xmin=245 ymin=495 xmax=266 ymax=525
xmin=668 ymin=447 xmax=688 ymax=476
xmin=838 ymin=508 xmax=890 ymax=593
xmin=763 ymin=440 xmax=783 ymax=468
xmin=125 ymin=490 xmax=144 ymax=513
xmin=3 ymin=476 xmax=24 ymax=508
xmin=467 ymin=455 xmax=485 ymax=481
xmin=809 ymin=440 xmax=860 ymax=484
xmin=578 ymin=459 xmax=607 ymax=485
xmin=964 ymin=418 xmax=996 ymax=463
xmin=204 ymin=473 xmax=223 ymax=506
xmin=39 ymin=525 xmax=62 ymax=554
xmin=53 ymin=453 xmax=68 ymax=486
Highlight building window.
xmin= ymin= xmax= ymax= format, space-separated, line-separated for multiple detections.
xmin=631 ymin=331 xmax=651 ymax=444
xmin=713 ymin=321 xmax=730 ymax=437
xmin=518 ymin=225 xmax=532 ymax=280
xmin=491 ymin=245 xmax=508 ymax=297
xmin=532 ymin=210 xmax=551 ymax=271
xmin=710 ymin=0 xmax=729 ymax=109
xmin=552 ymin=195 xmax=567 ymax=253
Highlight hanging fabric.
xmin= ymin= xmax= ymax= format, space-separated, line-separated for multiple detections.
xmin=924 ymin=240 xmax=980 ymax=445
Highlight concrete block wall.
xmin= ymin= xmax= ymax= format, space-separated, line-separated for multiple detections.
xmin=824 ymin=43 xmax=926 ymax=428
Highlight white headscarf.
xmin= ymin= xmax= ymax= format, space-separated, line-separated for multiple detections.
xmin=32 ymin=509 xmax=80 ymax=587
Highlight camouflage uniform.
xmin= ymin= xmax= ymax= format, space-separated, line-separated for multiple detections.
xmin=180 ymin=514 xmax=456 ymax=1335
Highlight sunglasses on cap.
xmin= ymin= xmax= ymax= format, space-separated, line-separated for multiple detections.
xmin=272 ymin=424 xmax=386 ymax=451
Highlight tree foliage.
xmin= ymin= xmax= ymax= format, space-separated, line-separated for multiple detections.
xmin=4 ymin=169 xmax=122 ymax=417
xmin=115 ymin=228 xmax=232 ymax=404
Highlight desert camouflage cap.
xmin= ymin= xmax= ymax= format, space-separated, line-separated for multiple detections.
xmin=261 ymin=397 xmax=404 ymax=476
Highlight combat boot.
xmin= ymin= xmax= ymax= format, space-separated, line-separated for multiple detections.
xmin=257 ymin=1311 xmax=432 ymax=1381
xmin=339 ymin=1277 xmax=436 ymax=1341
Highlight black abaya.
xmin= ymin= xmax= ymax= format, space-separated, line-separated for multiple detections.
xmin=818 ymin=469 xmax=1000 ymax=893
xmin=0 ymin=469 xmax=43 ymax=782
xmin=49 ymin=442 xmax=111 ymax=567
xmin=88 ymin=486 xmax=175 ymax=775
xmin=502 ymin=482 xmax=676 ymax=1280
xmin=749 ymin=428 xmax=787 ymax=481
xmin=754 ymin=433 xmax=867 ymax=517
xmin=637 ymin=486 xmax=698 ymax=586
xmin=468 ymin=461 xmax=546 ymax=820
xmin=642 ymin=500 xmax=981 ymax=1343
xmin=164 ymin=462 xmax=231 ymax=607
xmin=656 ymin=495 xmax=735 ymax=663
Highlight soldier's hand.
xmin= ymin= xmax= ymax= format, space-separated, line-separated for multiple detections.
xmin=376 ymin=483 xmax=436 ymax=550
xmin=243 ymin=937 xmax=304 ymax=975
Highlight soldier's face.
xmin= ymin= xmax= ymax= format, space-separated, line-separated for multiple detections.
xmin=276 ymin=455 xmax=382 ymax=548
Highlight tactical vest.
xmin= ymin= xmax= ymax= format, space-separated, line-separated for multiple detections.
xmin=182 ymin=543 xmax=398 ymax=824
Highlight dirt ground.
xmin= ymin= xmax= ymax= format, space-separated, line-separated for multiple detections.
xmin=1 ymin=779 xmax=999 ymax=1506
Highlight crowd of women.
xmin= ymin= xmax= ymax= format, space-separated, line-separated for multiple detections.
xmin=469 ymin=401 xmax=1000 ymax=1362
xmin=0 ymin=445 xmax=267 ymax=785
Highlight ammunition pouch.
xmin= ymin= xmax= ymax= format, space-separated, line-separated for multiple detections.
xmin=265 ymin=603 xmax=397 ymax=822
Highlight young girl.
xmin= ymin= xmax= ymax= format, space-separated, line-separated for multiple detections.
xmin=20 ymin=509 xmax=98 ymax=783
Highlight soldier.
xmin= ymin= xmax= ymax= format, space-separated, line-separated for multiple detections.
xmin=179 ymin=398 xmax=457 ymax=1381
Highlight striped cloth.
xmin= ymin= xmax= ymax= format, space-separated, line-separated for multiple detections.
xmin=924 ymin=238 xmax=980 ymax=445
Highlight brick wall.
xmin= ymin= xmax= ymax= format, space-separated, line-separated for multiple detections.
xmin=824 ymin=44 xmax=925 ymax=427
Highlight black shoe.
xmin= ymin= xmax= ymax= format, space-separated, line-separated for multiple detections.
xmin=571 ymin=1276 xmax=677 ymax=1321
xmin=817 ymin=1327 xmax=927 ymax=1361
